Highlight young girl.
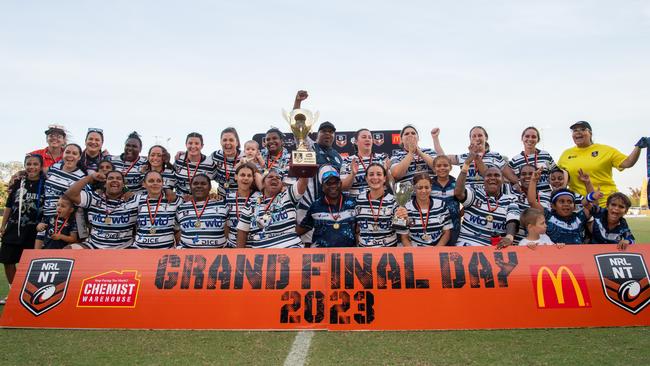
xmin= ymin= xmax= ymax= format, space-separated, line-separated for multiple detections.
xmin=354 ymin=164 xmax=403 ymax=247
xmin=518 ymin=208 xmax=563 ymax=248
xmin=589 ymin=192 xmax=635 ymax=249
xmin=430 ymin=155 xmax=461 ymax=245
xmin=225 ymin=163 xmax=261 ymax=247
xmin=528 ymin=169 xmax=601 ymax=244
xmin=35 ymin=196 xmax=78 ymax=249
xmin=174 ymin=132 xmax=215 ymax=196
xmin=400 ymin=173 xmax=453 ymax=247
xmin=0 ymin=155 xmax=45 ymax=303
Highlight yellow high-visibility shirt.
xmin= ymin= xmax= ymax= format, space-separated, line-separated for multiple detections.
xmin=558 ymin=143 xmax=626 ymax=206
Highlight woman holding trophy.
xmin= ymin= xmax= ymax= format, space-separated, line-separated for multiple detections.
xmin=341 ymin=128 xmax=390 ymax=199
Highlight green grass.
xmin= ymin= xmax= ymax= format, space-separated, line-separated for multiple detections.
xmin=0 ymin=217 xmax=649 ymax=365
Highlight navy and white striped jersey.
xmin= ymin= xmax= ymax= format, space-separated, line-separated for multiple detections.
xmin=133 ymin=193 xmax=182 ymax=249
xmin=108 ymin=155 xmax=147 ymax=192
xmin=430 ymin=176 xmax=461 ymax=246
xmin=341 ymin=153 xmax=388 ymax=198
xmin=457 ymin=186 xmax=520 ymax=246
xmin=260 ymin=148 xmax=291 ymax=175
xmin=237 ymin=184 xmax=304 ymax=248
xmin=508 ymin=149 xmax=556 ymax=193
xmin=455 ymin=152 xmax=507 ymax=186
xmin=36 ymin=214 xmax=77 ymax=249
xmin=43 ymin=162 xmax=86 ymax=219
xmin=300 ymin=194 xmax=357 ymax=248
xmin=355 ymin=191 xmax=399 ymax=247
xmin=590 ymin=208 xmax=635 ymax=244
xmin=175 ymin=199 xmax=229 ymax=248
xmin=211 ymin=150 xmax=240 ymax=197
xmin=134 ymin=167 xmax=176 ymax=195
xmin=173 ymin=153 xmax=215 ymax=196
xmin=400 ymin=197 xmax=452 ymax=246
xmin=513 ymin=191 xmax=551 ymax=244
xmin=390 ymin=148 xmax=437 ymax=184
xmin=78 ymin=191 xmax=138 ymax=249
xmin=225 ymin=190 xmax=261 ymax=247
xmin=543 ymin=208 xmax=588 ymax=245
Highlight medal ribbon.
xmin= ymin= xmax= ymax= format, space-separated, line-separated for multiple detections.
xmin=235 ymin=190 xmax=252 ymax=219
xmin=191 ymin=197 xmax=210 ymax=223
xmin=325 ymin=196 xmax=343 ymax=221
xmin=416 ymin=198 xmax=431 ymax=236
xmin=224 ymin=152 xmax=239 ymax=184
xmin=185 ymin=155 xmax=201 ymax=184
xmin=524 ymin=150 xmax=538 ymax=167
xmin=147 ymin=194 xmax=163 ymax=228
xmin=54 ymin=214 xmax=70 ymax=236
xmin=486 ymin=196 xmax=499 ymax=213
xmin=357 ymin=153 xmax=374 ymax=172
xmin=367 ymin=192 xmax=384 ymax=226
xmin=122 ymin=157 xmax=139 ymax=176
xmin=265 ymin=150 xmax=283 ymax=170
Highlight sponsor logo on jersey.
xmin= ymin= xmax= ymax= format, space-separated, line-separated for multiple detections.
xmin=20 ymin=258 xmax=74 ymax=316
xmin=373 ymin=133 xmax=385 ymax=147
xmin=531 ymin=264 xmax=591 ymax=309
xmin=77 ymin=270 xmax=140 ymax=308
xmin=595 ymin=253 xmax=650 ymax=314
xmin=591 ymin=151 xmax=599 ymax=157
xmin=336 ymin=134 xmax=348 ymax=148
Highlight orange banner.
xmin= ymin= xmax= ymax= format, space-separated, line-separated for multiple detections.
xmin=1 ymin=246 xmax=649 ymax=330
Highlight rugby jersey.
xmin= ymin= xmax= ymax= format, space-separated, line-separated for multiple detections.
xmin=80 ymin=151 xmax=108 ymax=173
xmin=173 ymin=153 xmax=215 ymax=196
xmin=132 ymin=166 xmax=176 ymax=195
xmin=457 ymin=186 xmax=520 ymax=246
xmin=2 ymin=176 xmax=45 ymax=245
xmin=513 ymin=191 xmax=551 ymax=243
xmin=133 ymin=193 xmax=182 ymax=249
xmin=543 ymin=208 xmax=589 ymax=245
xmin=390 ymin=148 xmax=437 ymax=184
xmin=78 ymin=191 xmax=138 ymax=249
xmin=508 ymin=149 xmax=556 ymax=193
xmin=225 ymin=190 xmax=261 ymax=247
xmin=341 ymin=153 xmax=388 ymax=198
xmin=211 ymin=150 xmax=240 ymax=197
xmin=237 ymin=184 xmax=304 ymax=248
xmin=456 ymin=151 xmax=507 ymax=186
xmin=43 ymin=162 xmax=86 ymax=219
xmin=590 ymin=208 xmax=635 ymax=244
xmin=260 ymin=148 xmax=291 ymax=175
xmin=175 ymin=199 xmax=229 ymax=248
xmin=108 ymin=155 xmax=147 ymax=192
xmin=355 ymin=191 xmax=399 ymax=247
xmin=400 ymin=197 xmax=452 ymax=246
xmin=430 ymin=176 xmax=461 ymax=245
xmin=300 ymin=194 xmax=356 ymax=248
xmin=37 ymin=214 xmax=77 ymax=249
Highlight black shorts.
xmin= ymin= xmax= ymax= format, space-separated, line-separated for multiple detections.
xmin=0 ymin=244 xmax=26 ymax=265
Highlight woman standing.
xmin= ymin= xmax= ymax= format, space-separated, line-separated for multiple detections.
xmin=508 ymin=127 xmax=556 ymax=193
xmin=390 ymin=125 xmax=443 ymax=184
xmin=42 ymin=144 xmax=86 ymax=220
xmin=400 ymin=173 xmax=452 ymax=246
xmin=109 ymin=132 xmax=147 ymax=192
xmin=142 ymin=145 xmax=176 ymax=192
xmin=212 ymin=127 xmax=241 ymax=197
xmin=175 ymin=174 xmax=229 ymax=248
xmin=225 ymin=163 xmax=261 ymax=247
xmin=260 ymin=128 xmax=291 ymax=175
xmin=80 ymin=128 xmax=108 ymax=173
xmin=236 ymin=169 xmax=308 ymax=248
xmin=0 ymin=155 xmax=45 ymax=303
xmin=355 ymin=164 xmax=404 ymax=247
xmin=29 ymin=125 xmax=67 ymax=170
xmin=174 ymin=133 xmax=214 ymax=196
xmin=341 ymin=129 xmax=389 ymax=199
xmin=133 ymin=171 xmax=182 ymax=249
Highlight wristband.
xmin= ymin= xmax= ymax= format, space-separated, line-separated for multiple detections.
xmin=586 ymin=192 xmax=595 ymax=202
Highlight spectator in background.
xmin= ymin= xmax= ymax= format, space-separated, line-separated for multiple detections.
xmin=30 ymin=124 xmax=67 ymax=170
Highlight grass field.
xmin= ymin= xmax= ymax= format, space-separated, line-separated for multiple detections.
xmin=1 ymin=218 xmax=649 ymax=365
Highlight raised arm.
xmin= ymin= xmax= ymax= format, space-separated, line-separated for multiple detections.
xmin=577 ymin=169 xmax=595 ymax=194
xmin=65 ymin=173 xmax=103 ymax=205
xmin=431 ymin=128 xmax=445 ymax=155
xmin=454 ymin=153 xmax=475 ymax=201
xmin=340 ymin=159 xmax=359 ymax=191
xmin=293 ymin=90 xmax=308 ymax=110
xmin=390 ymin=144 xmax=415 ymax=180
xmin=527 ymin=169 xmax=544 ymax=210
xmin=618 ymin=138 xmax=646 ymax=169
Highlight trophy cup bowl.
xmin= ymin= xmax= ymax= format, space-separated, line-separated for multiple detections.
xmin=283 ymin=108 xmax=319 ymax=177
xmin=393 ymin=181 xmax=414 ymax=226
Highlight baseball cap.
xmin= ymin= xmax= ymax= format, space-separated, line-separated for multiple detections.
xmin=318 ymin=165 xmax=340 ymax=184
xmin=318 ymin=121 xmax=336 ymax=132
xmin=569 ymin=121 xmax=592 ymax=131
xmin=44 ymin=124 xmax=67 ymax=137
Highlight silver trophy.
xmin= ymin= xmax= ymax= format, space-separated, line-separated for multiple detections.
xmin=393 ymin=181 xmax=414 ymax=226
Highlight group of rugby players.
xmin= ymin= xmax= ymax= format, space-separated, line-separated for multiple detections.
xmin=0 ymin=90 xmax=647 ymax=303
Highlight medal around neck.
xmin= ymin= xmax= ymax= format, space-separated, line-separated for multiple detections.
xmin=283 ymin=108 xmax=319 ymax=177
xmin=393 ymin=182 xmax=414 ymax=226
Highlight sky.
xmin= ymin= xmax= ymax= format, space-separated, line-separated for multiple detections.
xmin=1 ymin=0 xmax=648 ymax=190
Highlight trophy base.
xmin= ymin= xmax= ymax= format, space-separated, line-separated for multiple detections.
xmin=289 ymin=151 xmax=318 ymax=178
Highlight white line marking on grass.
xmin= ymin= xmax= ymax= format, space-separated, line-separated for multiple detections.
xmin=284 ymin=330 xmax=314 ymax=366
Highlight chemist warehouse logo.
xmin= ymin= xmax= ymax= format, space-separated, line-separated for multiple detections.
xmin=77 ymin=270 xmax=140 ymax=308
xmin=530 ymin=265 xmax=591 ymax=309
xmin=20 ymin=259 xmax=74 ymax=316
xmin=595 ymin=253 xmax=650 ymax=314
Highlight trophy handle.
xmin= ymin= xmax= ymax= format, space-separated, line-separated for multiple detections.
xmin=282 ymin=108 xmax=291 ymax=124
xmin=313 ymin=111 xmax=320 ymax=126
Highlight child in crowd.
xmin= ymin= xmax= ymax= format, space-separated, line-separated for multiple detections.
xmin=35 ymin=196 xmax=78 ymax=249
xmin=240 ymin=140 xmax=264 ymax=169
xmin=518 ymin=207 xmax=564 ymax=248
xmin=589 ymin=192 xmax=635 ymax=249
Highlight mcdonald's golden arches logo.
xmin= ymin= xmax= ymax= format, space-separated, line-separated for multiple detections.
xmin=530 ymin=265 xmax=591 ymax=309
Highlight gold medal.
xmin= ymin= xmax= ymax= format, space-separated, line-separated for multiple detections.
xmin=105 ymin=217 xmax=112 ymax=224
xmin=194 ymin=220 xmax=201 ymax=228
xmin=333 ymin=223 xmax=340 ymax=230
xmin=422 ymin=234 xmax=431 ymax=241
xmin=486 ymin=215 xmax=494 ymax=222
xmin=149 ymin=227 xmax=157 ymax=234
xmin=372 ymin=224 xmax=379 ymax=231
xmin=224 ymin=182 xmax=230 ymax=189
